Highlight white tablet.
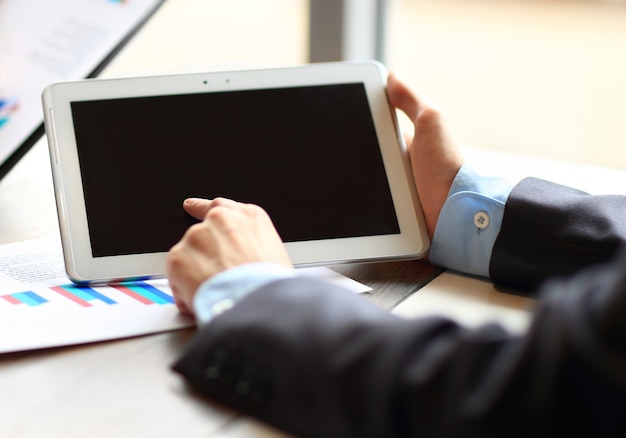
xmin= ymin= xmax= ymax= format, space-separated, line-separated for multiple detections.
xmin=42 ymin=61 xmax=429 ymax=283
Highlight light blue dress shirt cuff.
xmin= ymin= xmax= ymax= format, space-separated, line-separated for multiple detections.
xmin=193 ymin=262 xmax=296 ymax=325
xmin=429 ymin=164 xmax=516 ymax=278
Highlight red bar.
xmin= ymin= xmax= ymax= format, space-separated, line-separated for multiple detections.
xmin=110 ymin=285 xmax=153 ymax=305
xmin=2 ymin=295 xmax=21 ymax=305
xmin=50 ymin=286 xmax=92 ymax=307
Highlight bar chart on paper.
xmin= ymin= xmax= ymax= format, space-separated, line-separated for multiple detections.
xmin=1 ymin=281 xmax=176 ymax=308
xmin=0 ymin=238 xmax=369 ymax=354
xmin=0 ymin=238 xmax=193 ymax=354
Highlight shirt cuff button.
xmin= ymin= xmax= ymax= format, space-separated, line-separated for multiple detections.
xmin=210 ymin=298 xmax=235 ymax=317
xmin=473 ymin=211 xmax=490 ymax=229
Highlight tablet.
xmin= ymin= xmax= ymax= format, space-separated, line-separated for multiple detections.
xmin=42 ymin=61 xmax=429 ymax=283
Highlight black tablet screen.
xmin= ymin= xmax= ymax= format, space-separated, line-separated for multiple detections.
xmin=70 ymin=83 xmax=400 ymax=257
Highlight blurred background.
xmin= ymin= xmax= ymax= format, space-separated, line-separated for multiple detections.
xmin=87 ymin=0 xmax=626 ymax=170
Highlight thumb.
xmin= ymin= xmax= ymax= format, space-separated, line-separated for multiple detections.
xmin=387 ymin=71 xmax=421 ymax=122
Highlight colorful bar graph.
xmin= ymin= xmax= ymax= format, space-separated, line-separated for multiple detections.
xmin=47 ymin=282 xmax=173 ymax=307
xmin=1 ymin=291 xmax=48 ymax=307
xmin=1 ymin=282 xmax=174 ymax=309
xmin=51 ymin=286 xmax=97 ymax=307
xmin=1 ymin=295 xmax=21 ymax=305
xmin=115 ymin=282 xmax=175 ymax=305
xmin=0 ymin=97 xmax=19 ymax=129
xmin=110 ymin=285 xmax=154 ymax=304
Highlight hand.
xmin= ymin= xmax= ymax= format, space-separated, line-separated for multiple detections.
xmin=386 ymin=72 xmax=465 ymax=240
xmin=166 ymin=197 xmax=293 ymax=316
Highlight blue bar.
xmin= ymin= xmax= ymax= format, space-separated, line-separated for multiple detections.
xmin=136 ymin=282 xmax=175 ymax=304
xmin=123 ymin=284 xmax=168 ymax=304
xmin=13 ymin=292 xmax=47 ymax=307
xmin=81 ymin=287 xmax=117 ymax=305
xmin=0 ymin=98 xmax=14 ymax=109
xmin=62 ymin=285 xmax=116 ymax=305
xmin=62 ymin=285 xmax=95 ymax=302
xmin=22 ymin=291 xmax=48 ymax=305
xmin=121 ymin=282 xmax=174 ymax=304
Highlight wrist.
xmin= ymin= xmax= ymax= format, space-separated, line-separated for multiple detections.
xmin=193 ymin=262 xmax=296 ymax=324
xmin=429 ymin=163 xmax=516 ymax=278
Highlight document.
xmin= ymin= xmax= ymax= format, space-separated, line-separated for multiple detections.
xmin=0 ymin=0 xmax=164 ymax=175
xmin=0 ymin=237 xmax=191 ymax=353
xmin=0 ymin=237 xmax=370 ymax=354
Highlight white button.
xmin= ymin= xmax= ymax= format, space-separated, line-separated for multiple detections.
xmin=474 ymin=211 xmax=490 ymax=229
xmin=210 ymin=298 xmax=235 ymax=316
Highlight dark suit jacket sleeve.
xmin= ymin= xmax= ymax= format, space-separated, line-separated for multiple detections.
xmin=173 ymin=266 xmax=626 ymax=437
xmin=490 ymin=177 xmax=626 ymax=291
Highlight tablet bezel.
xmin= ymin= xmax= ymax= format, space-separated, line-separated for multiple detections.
xmin=42 ymin=61 xmax=429 ymax=283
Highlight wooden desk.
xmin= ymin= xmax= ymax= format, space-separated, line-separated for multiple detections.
xmin=0 ymin=264 xmax=441 ymax=438
xmin=0 ymin=270 xmax=439 ymax=438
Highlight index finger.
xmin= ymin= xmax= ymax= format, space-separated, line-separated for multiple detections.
xmin=183 ymin=197 xmax=243 ymax=220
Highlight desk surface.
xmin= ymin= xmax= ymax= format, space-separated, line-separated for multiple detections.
xmin=0 ymin=266 xmax=440 ymax=438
